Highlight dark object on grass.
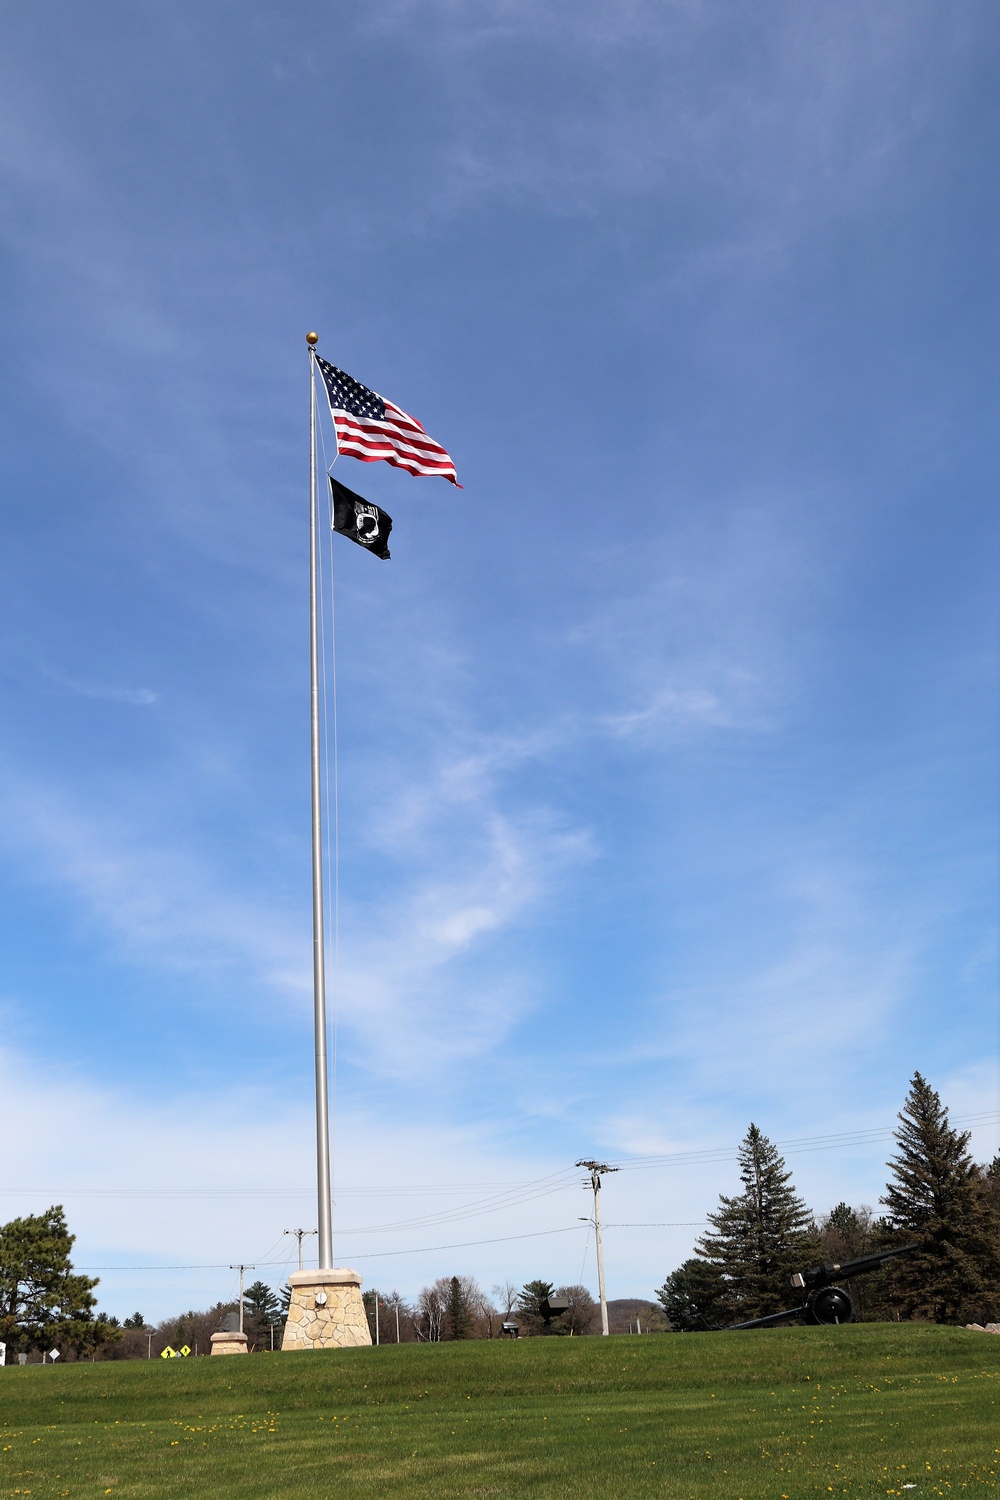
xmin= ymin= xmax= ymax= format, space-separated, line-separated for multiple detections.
xmin=728 ymin=1243 xmax=920 ymax=1330
xmin=539 ymin=1296 xmax=571 ymax=1325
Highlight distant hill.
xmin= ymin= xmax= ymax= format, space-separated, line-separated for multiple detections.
xmin=605 ymin=1298 xmax=668 ymax=1334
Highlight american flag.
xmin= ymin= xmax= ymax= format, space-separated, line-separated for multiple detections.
xmin=316 ymin=357 xmax=460 ymax=486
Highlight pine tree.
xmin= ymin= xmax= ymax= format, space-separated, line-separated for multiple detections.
xmin=985 ymin=1155 xmax=1000 ymax=1218
xmin=242 ymin=1280 xmax=281 ymax=1349
xmin=513 ymin=1280 xmax=555 ymax=1336
xmin=655 ymin=1258 xmax=729 ymax=1331
xmin=881 ymin=1072 xmax=1000 ymax=1324
xmin=814 ymin=1203 xmax=899 ymax=1322
xmin=515 ymin=1280 xmax=554 ymax=1317
xmin=444 ymin=1275 xmax=474 ymax=1340
xmin=695 ymin=1123 xmax=817 ymax=1322
xmin=0 ymin=1205 xmax=120 ymax=1356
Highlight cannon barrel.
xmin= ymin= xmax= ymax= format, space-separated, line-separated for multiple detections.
xmin=790 ymin=1242 xmax=919 ymax=1291
xmin=728 ymin=1243 xmax=920 ymax=1331
xmin=728 ymin=1304 xmax=809 ymax=1331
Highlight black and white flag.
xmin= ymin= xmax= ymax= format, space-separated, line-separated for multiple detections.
xmin=329 ymin=475 xmax=392 ymax=560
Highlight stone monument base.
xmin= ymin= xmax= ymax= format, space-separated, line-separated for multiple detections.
xmin=281 ymin=1268 xmax=372 ymax=1351
xmin=210 ymin=1329 xmax=248 ymax=1355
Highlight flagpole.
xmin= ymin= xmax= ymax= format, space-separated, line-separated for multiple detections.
xmin=307 ymin=330 xmax=334 ymax=1271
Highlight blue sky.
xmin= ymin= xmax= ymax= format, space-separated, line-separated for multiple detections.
xmin=1 ymin=0 xmax=997 ymax=1322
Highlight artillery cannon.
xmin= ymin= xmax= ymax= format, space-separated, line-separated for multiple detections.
xmin=728 ymin=1243 xmax=919 ymax=1330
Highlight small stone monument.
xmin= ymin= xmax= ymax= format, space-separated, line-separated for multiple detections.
xmin=281 ymin=1268 xmax=372 ymax=1351
xmin=210 ymin=1310 xmax=248 ymax=1355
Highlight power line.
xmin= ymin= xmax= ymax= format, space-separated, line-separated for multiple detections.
xmin=75 ymin=1224 xmax=585 ymax=1271
xmin=606 ymin=1110 xmax=1000 ymax=1173
xmin=16 ymin=1108 xmax=1000 ymax=1263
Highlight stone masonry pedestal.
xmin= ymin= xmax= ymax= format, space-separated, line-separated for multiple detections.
xmin=281 ymin=1268 xmax=372 ymax=1351
xmin=210 ymin=1329 xmax=248 ymax=1355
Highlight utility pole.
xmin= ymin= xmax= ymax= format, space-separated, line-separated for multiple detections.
xmin=284 ymin=1228 xmax=317 ymax=1272
xmin=230 ymin=1264 xmax=255 ymax=1334
xmin=375 ymin=1294 xmax=380 ymax=1346
xmin=576 ymin=1160 xmax=618 ymax=1337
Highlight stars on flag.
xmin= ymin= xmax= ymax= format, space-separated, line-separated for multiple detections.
xmin=316 ymin=356 xmax=460 ymax=486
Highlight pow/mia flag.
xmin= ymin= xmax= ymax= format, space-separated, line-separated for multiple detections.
xmin=329 ymin=475 xmax=392 ymax=560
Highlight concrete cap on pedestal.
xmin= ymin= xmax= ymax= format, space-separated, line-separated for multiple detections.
xmin=287 ymin=1268 xmax=363 ymax=1288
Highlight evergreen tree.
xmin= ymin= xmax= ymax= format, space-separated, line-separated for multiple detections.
xmin=444 ymin=1275 xmax=474 ymax=1340
xmin=695 ymin=1123 xmax=817 ymax=1322
xmin=122 ymin=1312 xmax=147 ymax=1330
xmin=242 ymin=1280 xmax=281 ymax=1348
xmin=984 ymin=1155 xmax=1000 ymax=1219
xmin=814 ymin=1203 xmax=900 ymax=1322
xmin=515 ymin=1280 xmax=555 ymax=1318
xmin=514 ymin=1279 xmax=554 ymax=1335
xmin=655 ymin=1258 xmax=729 ymax=1331
xmin=0 ymin=1205 xmax=120 ymax=1356
xmin=881 ymin=1072 xmax=1000 ymax=1324
xmin=818 ymin=1203 xmax=871 ymax=1262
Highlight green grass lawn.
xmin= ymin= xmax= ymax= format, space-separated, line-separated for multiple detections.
xmin=2 ymin=1326 xmax=997 ymax=1498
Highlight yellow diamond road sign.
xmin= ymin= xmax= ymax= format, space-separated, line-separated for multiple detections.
xmin=180 ymin=1345 xmax=191 ymax=1357
xmin=160 ymin=1346 xmax=176 ymax=1359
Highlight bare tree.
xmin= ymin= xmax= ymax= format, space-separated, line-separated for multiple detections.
xmin=555 ymin=1284 xmax=599 ymax=1336
xmin=492 ymin=1280 xmax=518 ymax=1319
xmin=467 ymin=1279 xmax=499 ymax=1338
xmin=416 ymin=1280 xmax=447 ymax=1341
xmin=417 ymin=1275 xmax=495 ymax=1339
xmin=375 ymin=1290 xmax=416 ymax=1343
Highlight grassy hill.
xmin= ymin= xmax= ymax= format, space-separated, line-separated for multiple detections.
xmin=2 ymin=1325 xmax=997 ymax=1497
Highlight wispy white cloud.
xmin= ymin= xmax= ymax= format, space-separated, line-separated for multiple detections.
xmin=0 ymin=773 xmax=308 ymax=998
xmin=0 ymin=729 xmax=594 ymax=1071
xmin=357 ymin=0 xmax=947 ymax=246
xmin=334 ymin=806 xmax=593 ymax=1071
xmin=0 ymin=1041 xmax=589 ymax=1317
xmin=571 ymin=496 xmax=826 ymax=744
xmin=36 ymin=665 xmax=158 ymax=706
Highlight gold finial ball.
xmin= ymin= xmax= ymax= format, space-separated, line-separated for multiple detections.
xmin=306 ymin=331 xmax=319 ymax=346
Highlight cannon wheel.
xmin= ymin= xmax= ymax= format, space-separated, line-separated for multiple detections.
xmin=806 ymin=1286 xmax=855 ymax=1325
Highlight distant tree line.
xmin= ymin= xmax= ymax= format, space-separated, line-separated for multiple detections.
xmin=656 ymin=1072 xmax=1000 ymax=1330
xmin=3 ymin=1071 xmax=994 ymax=1359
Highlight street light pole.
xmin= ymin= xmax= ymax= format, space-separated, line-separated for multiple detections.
xmin=576 ymin=1160 xmax=618 ymax=1337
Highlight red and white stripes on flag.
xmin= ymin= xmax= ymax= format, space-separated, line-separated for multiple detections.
xmin=335 ymin=397 xmax=460 ymax=484
xmin=316 ymin=356 xmax=461 ymax=486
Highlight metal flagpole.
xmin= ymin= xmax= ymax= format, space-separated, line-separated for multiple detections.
xmin=307 ymin=330 xmax=334 ymax=1271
